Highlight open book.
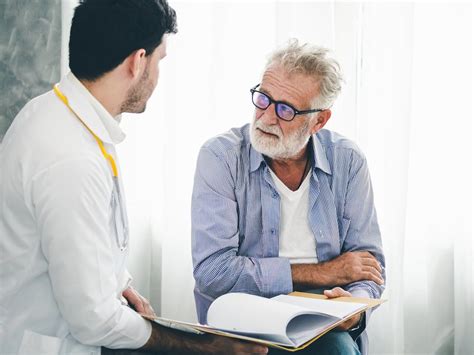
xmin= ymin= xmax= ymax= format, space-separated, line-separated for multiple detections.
xmin=147 ymin=292 xmax=385 ymax=352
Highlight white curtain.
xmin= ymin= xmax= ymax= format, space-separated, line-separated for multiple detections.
xmin=60 ymin=1 xmax=472 ymax=353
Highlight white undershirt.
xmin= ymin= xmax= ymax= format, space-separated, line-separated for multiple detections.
xmin=269 ymin=169 xmax=318 ymax=264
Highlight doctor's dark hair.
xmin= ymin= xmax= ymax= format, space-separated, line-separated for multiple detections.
xmin=69 ymin=0 xmax=177 ymax=81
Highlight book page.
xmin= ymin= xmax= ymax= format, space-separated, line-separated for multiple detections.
xmin=207 ymin=293 xmax=313 ymax=345
xmin=285 ymin=314 xmax=336 ymax=345
xmin=272 ymin=294 xmax=366 ymax=318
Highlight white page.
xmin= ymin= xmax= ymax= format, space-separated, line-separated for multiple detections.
xmin=207 ymin=293 xmax=315 ymax=345
xmin=285 ymin=314 xmax=337 ymax=345
xmin=272 ymin=294 xmax=366 ymax=318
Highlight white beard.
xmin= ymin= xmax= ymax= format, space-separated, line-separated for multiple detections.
xmin=250 ymin=118 xmax=311 ymax=159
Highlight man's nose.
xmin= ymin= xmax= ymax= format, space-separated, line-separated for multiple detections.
xmin=257 ymin=104 xmax=279 ymax=125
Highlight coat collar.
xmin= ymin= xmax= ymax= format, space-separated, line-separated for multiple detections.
xmin=55 ymin=72 xmax=125 ymax=145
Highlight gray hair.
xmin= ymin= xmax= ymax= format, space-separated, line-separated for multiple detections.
xmin=265 ymin=39 xmax=344 ymax=109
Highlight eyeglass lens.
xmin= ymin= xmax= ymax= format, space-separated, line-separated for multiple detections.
xmin=252 ymin=91 xmax=295 ymax=121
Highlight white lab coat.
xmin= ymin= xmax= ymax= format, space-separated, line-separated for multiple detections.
xmin=0 ymin=73 xmax=151 ymax=354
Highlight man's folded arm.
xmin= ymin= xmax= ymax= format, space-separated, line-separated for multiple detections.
xmin=192 ymin=146 xmax=293 ymax=299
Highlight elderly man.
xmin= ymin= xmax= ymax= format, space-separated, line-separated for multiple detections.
xmin=191 ymin=40 xmax=385 ymax=354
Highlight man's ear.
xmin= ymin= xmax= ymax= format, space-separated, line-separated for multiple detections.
xmin=309 ymin=109 xmax=332 ymax=135
xmin=126 ymin=49 xmax=147 ymax=80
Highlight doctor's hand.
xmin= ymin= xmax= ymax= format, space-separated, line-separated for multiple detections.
xmin=324 ymin=287 xmax=362 ymax=331
xmin=122 ymin=286 xmax=156 ymax=318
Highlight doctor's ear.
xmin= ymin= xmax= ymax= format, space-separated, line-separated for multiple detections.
xmin=309 ymin=109 xmax=332 ymax=135
xmin=127 ymin=49 xmax=147 ymax=80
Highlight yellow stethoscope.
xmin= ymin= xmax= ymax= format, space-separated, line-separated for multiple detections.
xmin=53 ymin=84 xmax=129 ymax=251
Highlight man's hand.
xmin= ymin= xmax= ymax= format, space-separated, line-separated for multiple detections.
xmin=327 ymin=251 xmax=384 ymax=286
xmin=122 ymin=286 xmax=156 ymax=318
xmin=291 ymin=251 xmax=384 ymax=289
xmin=116 ymin=290 xmax=267 ymax=354
xmin=324 ymin=287 xmax=362 ymax=331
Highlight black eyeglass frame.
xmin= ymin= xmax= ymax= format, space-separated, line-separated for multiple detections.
xmin=250 ymin=84 xmax=324 ymax=122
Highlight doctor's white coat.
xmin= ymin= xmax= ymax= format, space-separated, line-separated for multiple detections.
xmin=0 ymin=73 xmax=151 ymax=354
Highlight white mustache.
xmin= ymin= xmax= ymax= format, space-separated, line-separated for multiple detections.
xmin=254 ymin=120 xmax=282 ymax=137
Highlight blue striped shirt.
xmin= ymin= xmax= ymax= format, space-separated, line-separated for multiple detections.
xmin=191 ymin=124 xmax=385 ymax=324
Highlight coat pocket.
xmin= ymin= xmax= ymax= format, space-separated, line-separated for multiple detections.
xmin=18 ymin=329 xmax=62 ymax=355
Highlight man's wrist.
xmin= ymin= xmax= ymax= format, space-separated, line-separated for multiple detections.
xmin=291 ymin=263 xmax=335 ymax=289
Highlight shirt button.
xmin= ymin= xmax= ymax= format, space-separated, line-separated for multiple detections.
xmin=272 ymin=192 xmax=278 ymax=198
xmin=271 ymin=229 xmax=276 ymax=235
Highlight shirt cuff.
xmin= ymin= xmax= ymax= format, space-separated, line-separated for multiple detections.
xmin=258 ymin=257 xmax=293 ymax=296
xmin=350 ymin=288 xmax=371 ymax=299
xmin=112 ymin=307 xmax=152 ymax=349
xmin=134 ymin=317 xmax=152 ymax=349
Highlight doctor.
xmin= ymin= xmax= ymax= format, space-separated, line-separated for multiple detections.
xmin=0 ymin=0 xmax=267 ymax=354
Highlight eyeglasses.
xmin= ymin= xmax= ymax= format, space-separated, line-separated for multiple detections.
xmin=250 ymin=84 xmax=323 ymax=122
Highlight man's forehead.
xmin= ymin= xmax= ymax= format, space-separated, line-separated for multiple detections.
xmin=260 ymin=65 xmax=318 ymax=104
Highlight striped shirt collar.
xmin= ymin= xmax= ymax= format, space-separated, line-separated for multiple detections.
xmin=249 ymin=132 xmax=332 ymax=175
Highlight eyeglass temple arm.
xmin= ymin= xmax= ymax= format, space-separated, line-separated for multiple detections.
xmin=297 ymin=108 xmax=324 ymax=114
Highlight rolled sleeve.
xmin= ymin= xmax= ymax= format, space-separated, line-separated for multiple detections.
xmin=192 ymin=147 xmax=292 ymax=301
xmin=33 ymin=155 xmax=150 ymax=349
xmin=258 ymin=256 xmax=293 ymax=296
